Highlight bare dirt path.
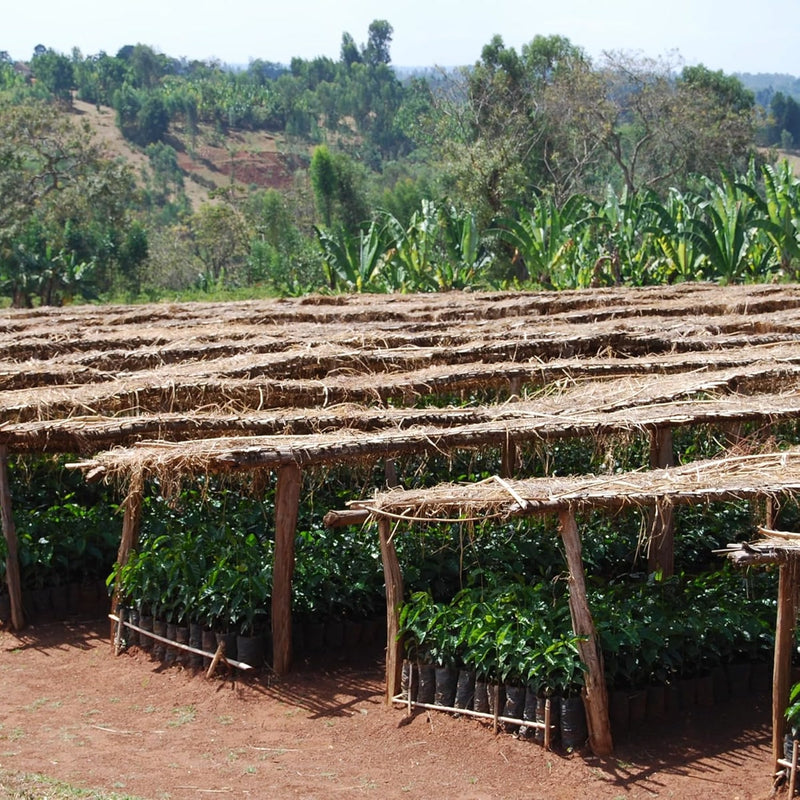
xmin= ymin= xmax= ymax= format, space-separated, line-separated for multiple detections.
xmin=0 ymin=621 xmax=777 ymax=800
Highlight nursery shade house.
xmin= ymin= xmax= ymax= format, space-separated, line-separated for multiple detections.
xmin=4 ymin=283 xmax=800 ymax=760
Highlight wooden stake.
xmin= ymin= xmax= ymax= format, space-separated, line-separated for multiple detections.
xmin=648 ymin=427 xmax=675 ymax=577
xmin=773 ymin=560 xmax=800 ymax=769
xmin=110 ymin=471 xmax=143 ymax=640
xmin=559 ymin=508 xmax=613 ymax=757
xmin=272 ymin=462 xmax=302 ymax=676
xmin=0 ymin=445 xmax=24 ymax=630
xmin=379 ymin=517 xmax=404 ymax=704
xmin=544 ymin=696 xmax=552 ymax=752
xmin=790 ymin=738 xmax=799 ymax=799
xmin=206 ymin=641 xmax=226 ymax=679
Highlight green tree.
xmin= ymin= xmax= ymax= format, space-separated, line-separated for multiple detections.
xmin=190 ymin=203 xmax=250 ymax=284
xmin=340 ymin=33 xmax=362 ymax=67
xmin=30 ymin=48 xmax=74 ymax=106
xmin=0 ymin=101 xmax=137 ymax=306
xmin=364 ymin=20 xmax=393 ymax=66
xmin=310 ymin=145 xmax=337 ymax=227
xmin=136 ymin=93 xmax=169 ymax=144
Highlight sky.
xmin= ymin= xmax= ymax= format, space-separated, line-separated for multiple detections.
xmin=3 ymin=0 xmax=798 ymax=76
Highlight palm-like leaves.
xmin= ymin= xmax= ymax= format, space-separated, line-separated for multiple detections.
xmin=493 ymin=193 xmax=592 ymax=289
xmin=315 ymin=221 xmax=390 ymax=292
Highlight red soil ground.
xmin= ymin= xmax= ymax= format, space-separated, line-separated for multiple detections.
xmin=0 ymin=619 xmax=781 ymax=800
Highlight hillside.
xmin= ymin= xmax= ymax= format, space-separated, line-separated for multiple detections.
xmin=73 ymin=98 xmax=309 ymax=211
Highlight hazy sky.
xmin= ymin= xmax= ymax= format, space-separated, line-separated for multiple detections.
xmin=4 ymin=0 xmax=798 ymax=75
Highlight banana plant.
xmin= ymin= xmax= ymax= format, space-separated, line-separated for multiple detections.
xmin=590 ymin=184 xmax=659 ymax=286
xmin=437 ymin=204 xmax=492 ymax=290
xmin=643 ymin=188 xmax=705 ymax=283
xmin=314 ymin=221 xmax=390 ymax=292
xmin=493 ymin=193 xmax=593 ymax=289
xmin=748 ymin=161 xmax=800 ymax=277
xmin=689 ymin=175 xmax=764 ymax=283
xmin=381 ymin=201 xmax=439 ymax=292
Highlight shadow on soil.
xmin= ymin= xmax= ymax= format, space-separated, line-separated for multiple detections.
xmin=587 ymin=695 xmax=772 ymax=795
xmin=256 ymin=646 xmax=386 ymax=720
xmin=0 ymin=618 xmax=108 ymax=656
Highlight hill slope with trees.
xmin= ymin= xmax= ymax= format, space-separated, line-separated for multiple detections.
xmin=0 ymin=25 xmax=798 ymax=305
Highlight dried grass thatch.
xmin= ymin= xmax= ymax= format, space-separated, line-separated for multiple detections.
xmin=354 ymin=448 xmax=800 ymax=522
xmin=4 ymin=284 xmax=800 ymax=482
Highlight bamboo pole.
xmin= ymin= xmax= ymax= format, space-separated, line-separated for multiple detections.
xmin=773 ymin=559 xmax=800 ymax=769
xmin=648 ymin=427 xmax=675 ymax=577
xmin=110 ymin=471 xmax=144 ymax=639
xmin=558 ymin=508 xmax=613 ymax=757
xmin=0 ymin=445 xmax=24 ymax=630
xmin=379 ymin=517 xmax=404 ymax=704
xmin=272 ymin=462 xmax=302 ymax=676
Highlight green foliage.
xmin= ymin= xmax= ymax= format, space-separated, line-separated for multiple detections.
xmin=787 ymin=681 xmax=800 ymax=730
xmin=0 ymin=100 xmax=141 ymax=306
xmin=399 ymin=580 xmax=584 ymax=692
xmin=30 ymin=49 xmax=74 ymax=105
xmin=0 ymin=30 xmax=792 ymax=303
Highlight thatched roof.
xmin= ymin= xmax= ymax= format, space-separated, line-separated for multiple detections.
xmin=721 ymin=527 xmax=800 ymax=566
xmin=4 ymin=283 xmax=800 ymax=481
xmin=352 ymin=448 xmax=800 ymax=522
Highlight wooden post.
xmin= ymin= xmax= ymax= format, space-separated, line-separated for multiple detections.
xmin=379 ymin=516 xmax=404 ymax=704
xmin=648 ymin=428 xmax=675 ymax=577
xmin=272 ymin=463 xmax=302 ymax=676
xmin=501 ymin=434 xmax=518 ymax=479
xmin=773 ymin=559 xmax=800 ymax=769
xmin=765 ymin=497 xmax=778 ymax=530
xmin=558 ymin=508 xmax=613 ymax=757
xmin=385 ymin=459 xmax=400 ymax=489
xmin=111 ymin=471 xmax=144 ymax=636
xmin=0 ymin=445 xmax=24 ymax=630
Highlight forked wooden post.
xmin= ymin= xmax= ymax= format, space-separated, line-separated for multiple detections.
xmin=272 ymin=462 xmax=302 ymax=675
xmin=378 ymin=516 xmax=404 ymax=703
xmin=765 ymin=497 xmax=778 ymax=530
xmin=558 ymin=508 xmax=613 ymax=757
xmin=648 ymin=427 xmax=675 ymax=577
xmin=773 ymin=559 xmax=800 ymax=769
xmin=111 ymin=470 xmax=144 ymax=637
xmin=0 ymin=445 xmax=24 ymax=630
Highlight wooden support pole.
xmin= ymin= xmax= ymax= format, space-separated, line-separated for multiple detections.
xmin=558 ymin=508 xmax=613 ymax=757
xmin=0 ymin=445 xmax=24 ymax=630
xmin=324 ymin=508 xmax=370 ymax=529
xmin=765 ymin=497 xmax=778 ymax=530
xmin=379 ymin=516 xmax=404 ymax=704
xmin=648 ymin=427 xmax=675 ymax=577
xmin=272 ymin=462 xmax=302 ymax=676
xmin=773 ymin=559 xmax=800 ymax=769
xmin=111 ymin=471 xmax=144 ymax=637
xmin=501 ymin=435 xmax=518 ymax=479
xmin=385 ymin=459 xmax=400 ymax=489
